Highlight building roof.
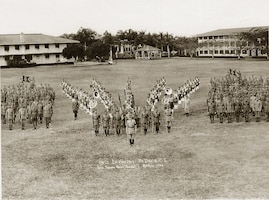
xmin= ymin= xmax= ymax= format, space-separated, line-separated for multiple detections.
xmin=136 ymin=45 xmax=160 ymax=51
xmin=0 ymin=33 xmax=80 ymax=45
xmin=197 ymin=26 xmax=268 ymax=37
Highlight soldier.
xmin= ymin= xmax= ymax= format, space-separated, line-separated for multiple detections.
xmin=92 ymin=109 xmax=101 ymax=136
xmin=102 ymin=110 xmax=110 ymax=136
xmin=37 ymin=99 xmax=43 ymax=124
xmin=1 ymin=101 xmax=7 ymax=124
xmin=18 ymin=104 xmax=28 ymax=130
xmin=164 ymin=106 xmax=173 ymax=133
xmin=6 ymin=105 xmax=14 ymax=130
xmin=242 ymin=96 xmax=250 ymax=122
xmin=215 ymin=96 xmax=224 ymax=123
xmin=126 ymin=114 xmax=137 ymax=146
xmin=31 ymin=99 xmax=38 ymax=129
xmin=72 ymin=95 xmax=79 ymax=120
xmin=113 ymin=109 xmax=121 ymax=136
xmin=234 ymin=97 xmax=241 ymax=123
xmin=152 ymin=106 xmax=161 ymax=134
xmin=225 ymin=96 xmax=234 ymax=123
xmin=43 ymin=101 xmax=53 ymax=129
xmin=207 ymin=99 xmax=215 ymax=123
xmin=141 ymin=107 xmax=149 ymax=134
xmin=254 ymin=97 xmax=262 ymax=122
xmin=183 ymin=96 xmax=190 ymax=117
xmin=265 ymin=95 xmax=269 ymax=122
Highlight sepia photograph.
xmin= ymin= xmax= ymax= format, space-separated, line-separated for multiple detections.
xmin=1 ymin=0 xmax=269 ymax=199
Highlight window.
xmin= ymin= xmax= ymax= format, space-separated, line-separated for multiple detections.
xmin=45 ymin=44 xmax=49 ymax=48
xmin=35 ymin=44 xmax=39 ymax=49
xmin=4 ymin=46 xmax=9 ymax=51
xmin=56 ymin=54 xmax=60 ymax=58
xmin=225 ymin=50 xmax=229 ymax=54
xmin=200 ymin=51 xmax=203 ymax=54
xmin=231 ymin=50 xmax=235 ymax=54
xmin=209 ymin=36 xmax=212 ymax=39
xmin=199 ymin=37 xmax=203 ymax=40
xmin=219 ymin=36 xmax=223 ymax=39
xmin=55 ymin=43 xmax=59 ymax=48
xmin=25 ymin=44 xmax=30 ymax=50
xmin=204 ymin=50 xmax=208 ymax=54
xmin=242 ymin=50 xmax=247 ymax=54
xmin=4 ymin=56 xmax=9 ymax=61
xmin=220 ymin=50 xmax=224 ymax=54
xmin=209 ymin=50 xmax=213 ymax=54
xmin=15 ymin=45 xmax=20 ymax=50
xmin=215 ymin=50 xmax=219 ymax=54
xmin=204 ymin=37 xmax=208 ymax=40
xmin=45 ymin=54 xmax=50 ymax=59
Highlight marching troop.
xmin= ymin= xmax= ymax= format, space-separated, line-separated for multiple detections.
xmin=1 ymin=78 xmax=55 ymax=130
xmin=207 ymin=69 xmax=269 ymax=123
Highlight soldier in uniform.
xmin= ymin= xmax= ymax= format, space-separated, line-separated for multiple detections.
xmin=207 ymin=99 xmax=215 ymax=123
xmin=1 ymin=101 xmax=7 ymax=124
xmin=102 ymin=110 xmax=110 ymax=136
xmin=126 ymin=114 xmax=137 ymax=146
xmin=152 ymin=106 xmax=161 ymax=134
xmin=183 ymin=96 xmax=190 ymax=117
xmin=225 ymin=96 xmax=234 ymax=123
xmin=31 ymin=99 xmax=38 ymax=129
xmin=6 ymin=105 xmax=14 ymax=130
xmin=18 ymin=104 xmax=28 ymax=130
xmin=37 ymin=99 xmax=43 ymax=124
xmin=43 ymin=101 xmax=53 ymax=129
xmin=72 ymin=95 xmax=79 ymax=120
xmin=113 ymin=109 xmax=121 ymax=136
xmin=265 ymin=95 xmax=269 ymax=122
xmin=141 ymin=107 xmax=149 ymax=134
xmin=242 ymin=95 xmax=250 ymax=122
xmin=92 ymin=109 xmax=101 ymax=136
xmin=254 ymin=97 xmax=262 ymax=122
xmin=234 ymin=96 xmax=242 ymax=123
xmin=164 ymin=106 xmax=173 ymax=133
xmin=215 ymin=95 xmax=224 ymax=123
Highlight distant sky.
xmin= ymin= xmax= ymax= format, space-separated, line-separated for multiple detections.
xmin=1 ymin=0 xmax=268 ymax=37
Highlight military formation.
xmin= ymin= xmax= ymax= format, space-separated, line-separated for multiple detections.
xmin=60 ymin=77 xmax=200 ymax=146
xmin=1 ymin=77 xmax=55 ymax=130
xmin=207 ymin=69 xmax=269 ymax=123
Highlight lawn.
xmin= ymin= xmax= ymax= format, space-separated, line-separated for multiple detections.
xmin=1 ymin=57 xmax=269 ymax=199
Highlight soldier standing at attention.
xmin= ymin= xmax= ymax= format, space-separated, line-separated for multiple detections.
xmin=254 ymin=97 xmax=262 ymax=122
xmin=215 ymin=95 xmax=224 ymax=123
xmin=113 ymin=109 xmax=122 ymax=136
xmin=225 ymin=96 xmax=234 ymax=123
xmin=265 ymin=95 xmax=269 ymax=122
xmin=102 ymin=110 xmax=110 ymax=136
xmin=18 ymin=104 xmax=27 ymax=130
xmin=92 ymin=109 xmax=101 ymax=136
xmin=6 ymin=105 xmax=14 ymax=130
xmin=126 ymin=114 xmax=137 ymax=146
xmin=1 ymin=101 xmax=7 ymax=124
xmin=234 ymin=97 xmax=241 ymax=123
xmin=152 ymin=106 xmax=161 ymax=134
xmin=242 ymin=95 xmax=250 ymax=122
xmin=207 ymin=99 xmax=215 ymax=123
xmin=31 ymin=98 xmax=38 ymax=129
xmin=43 ymin=101 xmax=53 ymax=129
xmin=37 ymin=99 xmax=43 ymax=124
xmin=72 ymin=95 xmax=79 ymax=120
xmin=164 ymin=106 xmax=173 ymax=133
xmin=141 ymin=107 xmax=149 ymax=134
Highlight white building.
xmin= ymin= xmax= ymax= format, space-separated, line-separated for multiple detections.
xmin=0 ymin=33 xmax=79 ymax=67
xmin=197 ymin=26 xmax=268 ymax=58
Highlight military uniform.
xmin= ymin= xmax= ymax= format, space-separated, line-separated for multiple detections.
xmin=92 ymin=110 xmax=100 ymax=136
xmin=208 ymin=100 xmax=215 ymax=123
xmin=1 ymin=102 xmax=7 ymax=124
xmin=215 ymin=97 xmax=224 ymax=123
xmin=43 ymin=102 xmax=53 ymax=128
xmin=72 ymin=97 xmax=79 ymax=120
xmin=113 ymin=110 xmax=121 ymax=136
xmin=141 ymin=108 xmax=149 ymax=134
xmin=31 ymin=100 xmax=38 ymax=129
xmin=242 ymin=97 xmax=250 ymax=122
xmin=18 ymin=105 xmax=27 ymax=130
xmin=126 ymin=117 xmax=136 ymax=146
xmin=164 ymin=107 xmax=173 ymax=133
xmin=265 ymin=96 xmax=269 ymax=122
xmin=6 ymin=105 xmax=14 ymax=130
xmin=102 ymin=111 xmax=110 ymax=136
xmin=37 ymin=100 xmax=43 ymax=124
xmin=254 ymin=98 xmax=262 ymax=122
xmin=152 ymin=107 xmax=161 ymax=134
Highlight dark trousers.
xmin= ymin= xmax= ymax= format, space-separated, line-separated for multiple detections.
xmin=235 ymin=111 xmax=240 ymax=122
xmin=209 ymin=113 xmax=214 ymax=123
xmin=73 ymin=110 xmax=78 ymax=119
xmin=32 ymin=115 xmax=37 ymax=129
xmin=8 ymin=119 xmax=13 ymax=130
xmin=266 ymin=112 xmax=269 ymax=122
xmin=244 ymin=111 xmax=249 ymax=122
xmin=219 ymin=113 xmax=223 ymax=123
xmin=154 ymin=122 xmax=160 ymax=133
xmin=45 ymin=117 xmax=51 ymax=128
xmin=21 ymin=119 xmax=26 ymax=130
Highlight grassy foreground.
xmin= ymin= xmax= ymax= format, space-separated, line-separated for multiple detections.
xmin=1 ymin=58 xmax=269 ymax=199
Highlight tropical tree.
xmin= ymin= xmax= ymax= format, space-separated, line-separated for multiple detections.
xmin=62 ymin=43 xmax=85 ymax=61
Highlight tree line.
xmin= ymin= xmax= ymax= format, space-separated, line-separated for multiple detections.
xmin=61 ymin=27 xmax=268 ymax=61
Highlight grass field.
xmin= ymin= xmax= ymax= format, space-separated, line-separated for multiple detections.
xmin=1 ymin=57 xmax=269 ymax=199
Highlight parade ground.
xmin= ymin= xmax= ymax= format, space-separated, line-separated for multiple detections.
xmin=1 ymin=58 xmax=269 ymax=199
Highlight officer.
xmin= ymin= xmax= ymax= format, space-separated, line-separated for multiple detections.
xmin=152 ymin=106 xmax=161 ymax=134
xmin=92 ymin=109 xmax=101 ymax=136
xmin=102 ymin=110 xmax=110 ymax=136
xmin=164 ymin=105 xmax=173 ymax=133
xmin=6 ymin=104 xmax=14 ymax=130
xmin=72 ymin=95 xmax=79 ymax=120
xmin=18 ymin=103 xmax=28 ymax=130
xmin=126 ymin=114 xmax=137 ymax=146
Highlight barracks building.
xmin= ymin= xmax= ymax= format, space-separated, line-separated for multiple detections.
xmin=0 ymin=33 xmax=79 ymax=67
xmin=197 ymin=26 xmax=268 ymax=58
